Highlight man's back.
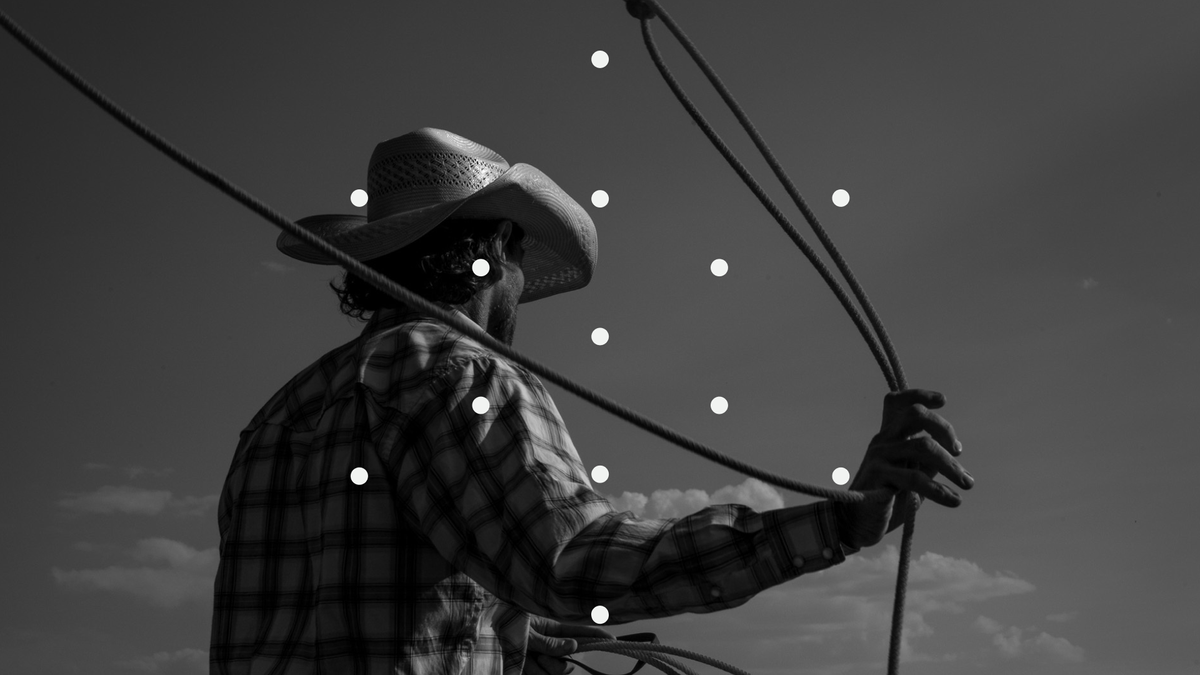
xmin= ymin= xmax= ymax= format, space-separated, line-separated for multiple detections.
xmin=211 ymin=305 xmax=849 ymax=675
xmin=211 ymin=306 xmax=518 ymax=674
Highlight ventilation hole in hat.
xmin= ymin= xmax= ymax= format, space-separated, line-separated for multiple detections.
xmin=368 ymin=152 xmax=505 ymax=196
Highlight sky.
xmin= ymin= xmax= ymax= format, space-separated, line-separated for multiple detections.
xmin=1 ymin=1 xmax=1198 ymax=674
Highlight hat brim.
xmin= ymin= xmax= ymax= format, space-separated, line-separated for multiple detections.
xmin=276 ymin=163 xmax=597 ymax=304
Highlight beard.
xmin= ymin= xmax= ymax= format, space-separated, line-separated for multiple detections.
xmin=487 ymin=295 xmax=519 ymax=346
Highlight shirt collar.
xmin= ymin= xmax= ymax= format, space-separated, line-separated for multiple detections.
xmin=361 ymin=303 xmax=483 ymax=338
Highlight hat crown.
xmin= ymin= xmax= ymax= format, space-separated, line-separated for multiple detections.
xmin=366 ymin=128 xmax=511 ymax=221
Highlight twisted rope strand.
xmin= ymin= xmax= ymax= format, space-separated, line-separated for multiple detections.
xmin=575 ymin=639 xmax=752 ymax=675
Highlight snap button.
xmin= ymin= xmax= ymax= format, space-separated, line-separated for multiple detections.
xmin=792 ymin=555 xmax=805 ymax=568
xmin=822 ymin=547 xmax=833 ymax=559
xmin=710 ymin=587 xmax=721 ymax=598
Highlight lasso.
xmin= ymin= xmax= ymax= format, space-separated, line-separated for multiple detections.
xmin=2 ymin=2 xmax=930 ymax=673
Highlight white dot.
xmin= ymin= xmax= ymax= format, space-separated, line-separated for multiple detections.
xmin=351 ymin=189 xmax=369 ymax=207
xmin=591 ymin=190 xmax=609 ymax=208
xmin=591 ymin=327 xmax=609 ymax=345
xmin=591 ymin=465 xmax=609 ymax=483
xmin=710 ymin=259 xmax=728 ymax=277
xmin=472 ymin=396 xmax=490 ymax=414
xmin=832 ymin=189 xmax=850 ymax=207
xmin=472 ymin=259 xmax=490 ymax=277
xmin=591 ymin=605 xmax=609 ymax=624
xmin=832 ymin=467 xmax=850 ymax=486
xmin=350 ymin=467 xmax=368 ymax=485
xmin=591 ymin=50 xmax=609 ymax=68
xmin=710 ymin=396 xmax=728 ymax=415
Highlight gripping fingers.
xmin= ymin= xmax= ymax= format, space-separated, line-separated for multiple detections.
xmin=883 ymin=389 xmax=963 ymax=457
xmin=908 ymin=470 xmax=961 ymax=507
xmin=885 ymin=389 xmax=946 ymax=411
xmin=904 ymin=436 xmax=973 ymax=492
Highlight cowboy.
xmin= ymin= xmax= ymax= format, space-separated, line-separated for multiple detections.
xmin=210 ymin=128 xmax=974 ymax=675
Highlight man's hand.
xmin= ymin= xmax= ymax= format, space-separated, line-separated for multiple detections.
xmin=834 ymin=389 xmax=975 ymax=550
xmin=524 ymin=615 xmax=615 ymax=675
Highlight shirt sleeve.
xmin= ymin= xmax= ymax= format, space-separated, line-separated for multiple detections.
xmin=393 ymin=353 xmax=852 ymax=625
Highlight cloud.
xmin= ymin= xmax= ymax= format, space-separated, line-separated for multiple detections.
xmin=593 ymin=545 xmax=1042 ymax=674
xmin=58 ymin=485 xmax=172 ymax=515
xmin=57 ymin=485 xmax=219 ymax=517
xmin=170 ymin=494 xmax=221 ymax=517
xmin=1080 ymin=277 xmax=1099 ymax=290
xmin=73 ymin=541 xmax=119 ymax=554
xmin=261 ymin=261 xmax=294 ymax=274
xmin=115 ymin=648 xmax=208 ymax=673
xmin=125 ymin=466 xmax=174 ymax=480
xmin=1045 ymin=610 xmax=1079 ymax=623
xmin=604 ymin=477 xmax=786 ymax=519
xmin=762 ymin=546 xmax=1035 ymax=662
xmin=51 ymin=538 xmax=218 ymax=608
xmin=975 ymin=615 xmax=1084 ymax=662
xmin=77 ymin=464 xmax=174 ymax=479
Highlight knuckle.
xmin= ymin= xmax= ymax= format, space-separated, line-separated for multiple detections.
xmin=917 ymin=436 xmax=941 ymax=453
xmin=912 ymin=431 xmax=931 ymax=447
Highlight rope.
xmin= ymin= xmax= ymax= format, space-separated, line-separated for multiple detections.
xmin=623 ymin=1 xmax=919 ymax=673
xmin=571 ymin=637 xmax=753 ymax=675
xmin=1 ymin=4 xmax=920 ymax=674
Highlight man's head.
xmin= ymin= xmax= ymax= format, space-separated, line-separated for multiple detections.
xmin=329 ymin=218 xmax=527 ymax=345
xmin=280 ymin=129 xmax=596 ymax=305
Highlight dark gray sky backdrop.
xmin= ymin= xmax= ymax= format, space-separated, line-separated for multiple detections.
xmin=2 ymin=2 xmax=1197 ymax=674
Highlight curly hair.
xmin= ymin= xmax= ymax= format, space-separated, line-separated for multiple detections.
xmin=328 ymin=218 xmax=524 ymax=321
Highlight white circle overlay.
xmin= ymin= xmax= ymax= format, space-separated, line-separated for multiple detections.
xmin=351 ymin=189 xmax=369 ymax=207
xmin=591 ymin=328 xmax=610 ymax=345
xmin=832 ymin=467 xmax=850 ymax=486
xmin=832 ymin=189 xmax=850 ymax=207
xmin=591 ymin=465 xmax=609 ymax=483
xmin=472 ymin=259 xmax=490 ymax=277
xmin=472 ymin=397 xmax=490 ymax=415
xmin=591 ymin=605 xmax=610 ymax=624
xmin=711 ymin=396 xmax=729 ymax=415
xmin=591 ymin=51 xmax=609 ymax=68
xmin=711 ymin=259 xmax=728 ymax=277
xmin=350 ymin=467 xmax=368 ymax=485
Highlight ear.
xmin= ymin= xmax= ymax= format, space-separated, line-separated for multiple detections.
xmin=497 ymin=219 xmax=521 ymax=267
xmin=485 ymin=220 xmax=513 ymax=283
xmin=497 ymin=220 xmax=514 ymax=254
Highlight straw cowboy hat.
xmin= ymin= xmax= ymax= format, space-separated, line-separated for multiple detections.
xmin=277 ymin=127 xmax=598 ymax=304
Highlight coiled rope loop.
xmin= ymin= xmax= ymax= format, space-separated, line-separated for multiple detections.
xmin=1 ymin=4 xmax=920 ymax=674
xmin=623 ymin=2 xmax=920 ymax=673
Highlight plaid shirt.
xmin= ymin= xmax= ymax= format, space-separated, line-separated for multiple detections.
xmin=211 ymin=305 xmax=851 ymax=675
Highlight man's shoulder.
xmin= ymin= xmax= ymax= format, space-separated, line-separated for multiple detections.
xmin=241 ymin=338 xmax=362 ymax=433
xmin=399 ymin=319 xmax=538 ymax=394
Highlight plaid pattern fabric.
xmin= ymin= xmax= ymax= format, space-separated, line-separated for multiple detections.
xmin=211 ymin=305 xmax=850 ymax=675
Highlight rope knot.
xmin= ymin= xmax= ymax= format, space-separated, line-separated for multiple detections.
xmin=625 ymin=0 xmax=656 ymax=21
